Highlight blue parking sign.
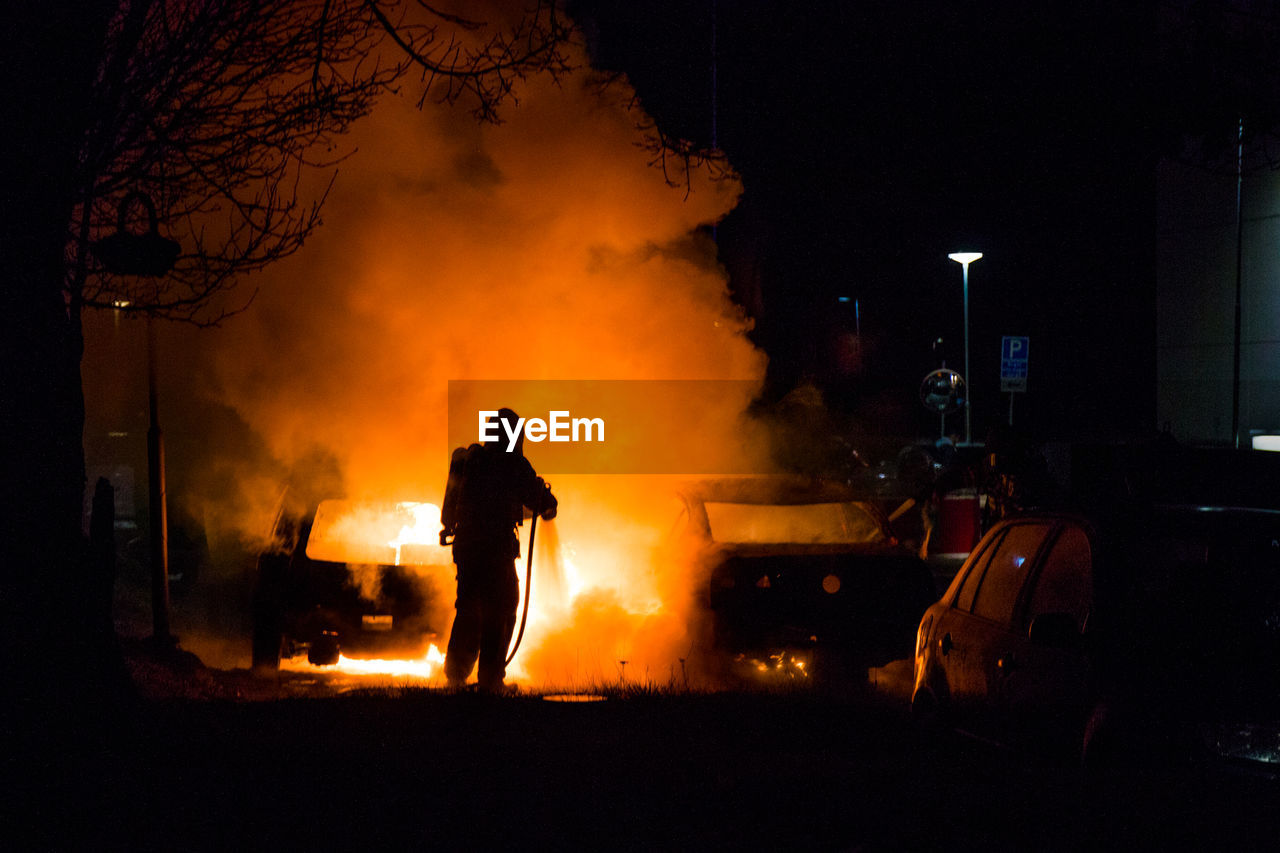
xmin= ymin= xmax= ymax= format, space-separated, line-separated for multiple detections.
xmin=1000 ymin=336 xmax=1028 ymax=392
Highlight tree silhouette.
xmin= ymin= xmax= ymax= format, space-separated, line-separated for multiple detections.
xmin=3 ymin=0 xmax=571 ymax=712
xmin=75 ymin=0 xmax=571 ymax=326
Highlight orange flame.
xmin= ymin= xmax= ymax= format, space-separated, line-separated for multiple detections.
xmin=281 ymin=644 xmax=446 ymax=680
xmin=106 ymin=15 xmax=770 ymax=687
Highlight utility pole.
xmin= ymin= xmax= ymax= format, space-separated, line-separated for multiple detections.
xmin=147 ymin=314 xmax=171 ymax=644
xmin=1232 ymin=117 xmax=1244 ymax=448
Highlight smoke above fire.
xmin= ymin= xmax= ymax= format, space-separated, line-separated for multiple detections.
xmin=91 ymin=18 xmax=771 ymax=685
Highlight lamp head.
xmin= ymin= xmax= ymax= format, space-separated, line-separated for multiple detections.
xmin=948 ymin=252 xmax=983 ymax=265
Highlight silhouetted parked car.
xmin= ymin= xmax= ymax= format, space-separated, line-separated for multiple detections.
xmin=677 ymin=476 xmax=937 ymax=682
xmin=251 ymin=492 xmax=455 ymax=669
xmin=911 ymin=504 xmax=1280 ymax=775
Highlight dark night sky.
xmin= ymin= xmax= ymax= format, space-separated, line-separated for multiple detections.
xmin=571 ymin=0 xmax=1158 ymax=443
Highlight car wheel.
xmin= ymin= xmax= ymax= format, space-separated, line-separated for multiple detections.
xmin=308 ymin=630 xmax=341 ymax=666
xmin=250 ymin=554 xmax=286 ymax=672
xmin=250 ymin=605 xmax=283 ymax=672
xmin=910 ymin=687 xmax=950 ymax=743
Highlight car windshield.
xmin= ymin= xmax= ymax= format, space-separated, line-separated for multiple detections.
xmin=306 ymin=499 xmax=453 ymax=566
xmin=703 ymin=501 xmax=887 ymax=545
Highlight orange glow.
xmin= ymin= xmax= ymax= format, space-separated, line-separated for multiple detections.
xmin=281 ymin=644 xmax=446 ymax=679
xmin=543 ymin=693 xmax=607 ymax=703
xmin=739 ymin=651 xmax=811 ymax=681
xmin=307 ymin=500 xmax=451 ymax=567
xmin=142 ymin=12 xmax=773 ymax=687
xmin=388 ymin=501 xmax=448 ymax=565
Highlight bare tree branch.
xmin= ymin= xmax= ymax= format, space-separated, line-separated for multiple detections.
xmin=365 ymin=0 xmax=574 ymax=121
xmin=586 ymin=69 xmax=735 ymax=200
xmin=68 ymin=0 xmax=577 ymax=326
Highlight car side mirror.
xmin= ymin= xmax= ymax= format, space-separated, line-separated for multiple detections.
xmin=1027 ymin=612 xmax=1081 ymax=649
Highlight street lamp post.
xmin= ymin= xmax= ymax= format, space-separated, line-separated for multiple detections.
xmin=92 ymin=191 xmax=180 ymax=647
xmin=948 ymin=252 xmax=983 ymax=445
xmin=146 ymin=314 xmax=171 ymax=645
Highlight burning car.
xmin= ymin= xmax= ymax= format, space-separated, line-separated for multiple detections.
xmin=678 ymin=476 xmax=937 ymax=682
xmin=251 ymin=492 xmax=455 ymax=670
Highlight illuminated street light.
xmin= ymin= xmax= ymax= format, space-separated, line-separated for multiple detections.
xmin=948 ymin=252 xmax=983 ymax=445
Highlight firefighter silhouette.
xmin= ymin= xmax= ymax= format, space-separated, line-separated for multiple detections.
xmin=440 ymin=408 xmax=557 ymax=690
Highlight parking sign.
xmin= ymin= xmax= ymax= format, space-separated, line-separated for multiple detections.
xmin=1000 ymin=336 xmax=1029 ymax=392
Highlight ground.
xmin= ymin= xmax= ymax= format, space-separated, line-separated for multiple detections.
xmin=8 ymin=641 xmax=1278 ymax=851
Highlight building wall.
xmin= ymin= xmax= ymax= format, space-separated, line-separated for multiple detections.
xmin=1158 ymin=158 xmax=1280 ymax=445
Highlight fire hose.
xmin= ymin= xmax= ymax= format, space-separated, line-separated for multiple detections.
xmin=505 ymin=512 xmax=537 ymax=666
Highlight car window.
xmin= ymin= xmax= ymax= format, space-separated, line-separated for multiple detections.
xmin=1025 ymin=524 xmax=1092 ymax=631
xmin=953 ymin=530 xmax=1002 ymax=611
xmin=702 ymin=501 xmax=887 ymax=545
xmin=970 ymin=522 xmax=1052 ymax=624
xmin=306 ymin=499 xmax=453 ymax=566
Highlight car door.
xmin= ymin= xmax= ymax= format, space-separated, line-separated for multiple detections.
xmin=927 ymin=527 xmax=1001 ymax=712
xmin=996 ymin=521 xmax=1095 ymax=752
xmin=939 ymin=521 xmax=1054 ymax=731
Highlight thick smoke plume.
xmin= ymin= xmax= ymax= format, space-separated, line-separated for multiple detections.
xmin=88 ymin=24 xmax=768 ymax=684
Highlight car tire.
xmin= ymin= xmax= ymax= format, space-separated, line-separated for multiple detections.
xmin=910 ymin=687 xmax=950 ymax=744
xmin=308 ymin=630 xmax=341 ymax=666
xmin=250 ymin=554 xmax=286 ymax=672
xmin=250 ymin=607 xmax=283 ymax=672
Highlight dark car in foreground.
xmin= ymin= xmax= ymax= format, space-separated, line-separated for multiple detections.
xmin=251 ymin=494 xmax=455 ymax=669
xmin=911 ymin=503 xmax=1280 ymax=776
xmin=678 ymin=477 xmax=937 ymax=682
